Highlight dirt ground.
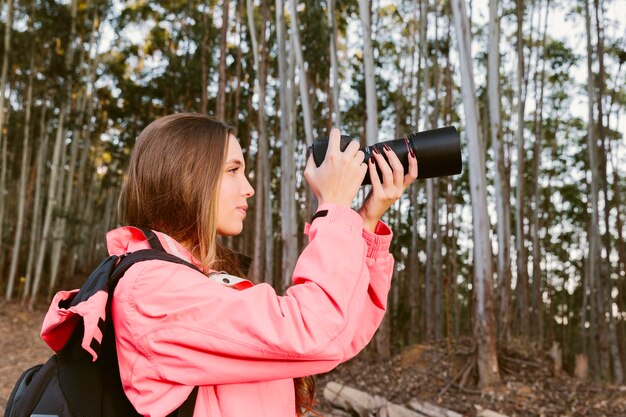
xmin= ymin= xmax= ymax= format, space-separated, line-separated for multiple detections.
xmin=0 ymin=301 xmax=51 ymax=413
xmin=1 ymin=301 xmax=625 ymax=416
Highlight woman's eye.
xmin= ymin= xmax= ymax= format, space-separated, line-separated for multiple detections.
xmin=228 ymin=167 xmax=239 ymax=174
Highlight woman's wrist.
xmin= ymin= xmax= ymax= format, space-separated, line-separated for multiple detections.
xmin=358 ymin=211 xmax=379 ymax=233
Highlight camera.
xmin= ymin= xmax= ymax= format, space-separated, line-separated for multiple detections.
xmin=308 ymin=126 xmax=462 ymax=185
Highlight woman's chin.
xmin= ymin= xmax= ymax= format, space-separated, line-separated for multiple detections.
xmin=217 ymin=225 xmax=244 ymax=236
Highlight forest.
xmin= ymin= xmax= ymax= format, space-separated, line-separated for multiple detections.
xmin=0 ymin=0 xmax=624 ymax=401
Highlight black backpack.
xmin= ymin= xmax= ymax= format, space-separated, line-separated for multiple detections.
xmin=4 ymin=227 xmax=200 ymax=417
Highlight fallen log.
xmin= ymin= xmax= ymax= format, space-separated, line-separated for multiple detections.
xmin=408 ymin=400 xmax=463 ymax=417
xmin=324 ymin=381 xmax=385 ymax=416
xmin=323 ymin=382 xmax=464 ymax=417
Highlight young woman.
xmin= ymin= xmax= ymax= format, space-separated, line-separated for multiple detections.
xmin=42 ymin=113 xmax=418 ymax=417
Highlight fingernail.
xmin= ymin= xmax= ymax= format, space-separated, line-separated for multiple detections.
xmin=383 ymin=144 xmax=391 ymax=152
xmin=369 ymin=157 xmax=375 ymax=164
xmin=409 ymin=148 xmax=415 ymax=158
xmin=373 ymin=147 xmax=380 ymax=155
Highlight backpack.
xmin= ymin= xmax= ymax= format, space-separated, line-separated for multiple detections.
xmin=4 ymin=227 xmax=200 ymax=417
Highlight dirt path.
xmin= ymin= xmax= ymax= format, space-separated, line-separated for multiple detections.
xmin=0 ymin=301 xmax=50 ymax=413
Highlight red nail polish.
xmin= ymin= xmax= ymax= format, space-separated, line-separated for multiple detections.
xmin=384 ymin=144 xmax=391 ymax=152
xmin=409 ymin=148 xmax=415 ymax=158
xmin=373 ymin=147 xmax=380 ymax=155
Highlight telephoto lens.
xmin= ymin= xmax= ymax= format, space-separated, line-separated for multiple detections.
xmin=308 ymin=126 xmax=462 ymax=185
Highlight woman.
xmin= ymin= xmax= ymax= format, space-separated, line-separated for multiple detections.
xmin=43 ymin=113 xmax=418 ymax=416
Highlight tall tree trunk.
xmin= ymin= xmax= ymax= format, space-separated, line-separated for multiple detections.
xmin=358 ymin=0 xmax=378 ymax=145
xmin=200 ymin=8 xmax=209 ymax=114
xmin=247 ymin=0 xmax=270 ymax=284
xmin=446 ymin=177 xmax=460 ymax=337
xmin=276 ymin=1 xmax=297 ymax=292
xmin=328 ymin=0 xmax=341 ymax=127
xmin=233 ymin=0 xmax=243 ymax=135
xmin=594 ymin=0 xmax=623 ymax=384
xmin=488 ymin=0 xmax=513 ymax=342
xmin=288 ymin=0 xmax=316 ymax=223
xmin=22 ymin=100 xmax=48 ymax=303
xmin=288 ymin=0 xmax=314 ymax=148
xmin=442 ymin=31 xmax=459 ymax=338
xmin=451 ymin=0 xmax=500 ymax=387
xmin=583 ymin=0 xmax=602 ymax=379
xmin=259 ymin=3 xmax=273 ymax=286
xmin=216 ymin=0 xmax=231 ymax=120
xmin=6 ymin=52 xmax=35 ymax=300
xmin=0 ymin=0 xmax=15 ymax=285
xmin=514 ymin=0 xmax=530 ymax=337
xmin=425 ymin=178 xmax=435 ymax=340
xmin=30 ymin=103 xmax=66 ymax=308
xmin=420 ymin=0 xmax=434 ymax=340
xmin=73 ymin=17 xmax=101 ymax=276
xmin=530 ymin=0 xmax=549 ymax=344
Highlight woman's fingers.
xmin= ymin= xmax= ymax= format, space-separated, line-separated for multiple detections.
xmin=404 ymin=151 xmax=418 ymax=188
xmin=371 ymin=146 xmax=393 ymax=187
xmin=382 ymin=146 xmax=405 ymax=190
xmin=368 ymin=155 xmax=383 ymax=194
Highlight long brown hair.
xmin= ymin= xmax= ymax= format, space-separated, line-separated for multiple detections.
xmin=118 ymin=112 xmax=315 ymax=414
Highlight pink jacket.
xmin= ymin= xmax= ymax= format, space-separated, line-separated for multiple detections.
xmin=41 ymin=204 xmax=394 ymax=417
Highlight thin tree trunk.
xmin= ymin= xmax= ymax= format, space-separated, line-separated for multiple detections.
xmin=442 ymin=24 xmax=459 ymax=338
xmin=514 ymin=0 xmax=530 ymax=337
xmin=217 ymin=0 xmax=231 ymax=120
xmin=451 ymin=0 xmax=500 ymax=387
xmin=425 ymin=178 xmax=435 ymax=340
xmin=530 ymin=0 xmax=549 ymax=344
xmin=328 ymin=0 xmax=341 ymax=127
xmin=247 ymin=0 xmax=270 ymax=284
xmin=593 ymin=0 xmax=622 ymax=385
xmin=259 ymin=3 xmax=273 ymax=286
xmin=288 ymin=0 xmax=314 ymax=148
xmin=584 ymin=0 xmax=603 ymax=379
xmin=233 ymin=0 xmax=243 ymax=135
xmin=420 ymin=0 xmax=434 ymax=340
xmin=434 ymin=179 xmax=444 ymax=339
xmin=276 ymin=0 xmax=297 ymax=292
xmin=30 ymin=103 xmax=66 ymax=308
xmin=0 ymin=0 xmax=15 ymax=286
xmin=488 ymin=0 xmax=513 ymax=342
xmin=6 ymin=52 xmax=35 ymax=300
xmin=358 ymin=0 xmax=377 ymax=145
xmin=408 ymin=183 xmax=420 ymax=343
xmin=22 ymin=102 xmax=48 ymax=303
xmin=200 ymin=8 xmax=209 ymax=114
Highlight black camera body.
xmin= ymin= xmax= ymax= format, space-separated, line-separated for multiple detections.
xmin=308 ymin=126 xmax=462 ymax=185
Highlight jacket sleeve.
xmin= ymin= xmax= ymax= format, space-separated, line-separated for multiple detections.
xmin=114 ymin=204 xmax=389 ymax=387
xmin=341 ymin=221 xmax=394 ymax=361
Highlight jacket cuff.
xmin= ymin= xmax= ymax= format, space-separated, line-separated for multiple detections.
xmin=362 ymin=221 xmax=393 ymax=259
xmin=304 ymin=204 xmax=363 ymax=236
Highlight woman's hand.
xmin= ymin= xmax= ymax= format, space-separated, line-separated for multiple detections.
xmin=357 ymin=145 xmax=418 ymax=233
xmin=304 ymin=128 xmax=367 ymax=208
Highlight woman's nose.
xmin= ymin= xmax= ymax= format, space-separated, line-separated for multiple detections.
xmin=243 ymin=177 xmax=255 ymax=198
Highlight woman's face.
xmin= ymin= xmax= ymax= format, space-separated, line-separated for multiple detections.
xmin=216 ymin=134 xmax=255 ymax=236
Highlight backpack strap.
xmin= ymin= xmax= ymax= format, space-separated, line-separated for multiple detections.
xmin=106 ymin=227 xmax=201 ymax=417
xmin=135 ymin=225 xmax=167 ymax=252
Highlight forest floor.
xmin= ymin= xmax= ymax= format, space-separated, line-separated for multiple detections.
xmin=0 ymin=300 xmax=624 ymax=416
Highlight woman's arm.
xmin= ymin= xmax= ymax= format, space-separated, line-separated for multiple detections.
xmin=341 ymin=220 xmax=394 ymax=360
